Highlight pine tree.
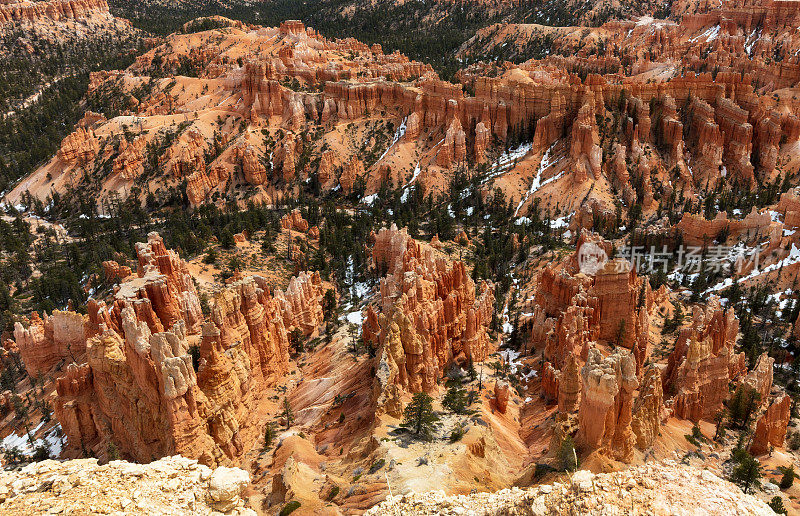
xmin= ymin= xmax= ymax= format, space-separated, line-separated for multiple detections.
xmin=442 ymin=385 xmax=468 ymax=414
xmin=730 ymin=449 xmax=761 ymax=493
xmin=769 ymin=496 xmax=787 ymax=515
xmin=263 ymin=422 xmax=276 ymax=451
xmin=322 ymin=289 xmax=337 ymax=321
xmin=713 ymin=409 xmax=727 ymax=441
xmin=779 ymin=464 xmax=796 ymax=489
xmin=637 ymin=281 xmax=646 ymax=308
xmin=614 ymin=319 xmax=626 ymax=347
xmin=347 ymin=324 xmax=360 ymax=357
xmin=401 ymin=392 xmax=439 ymax=440
xmin=282 ymin=397 xmax=294 ymax=430
xmin=219 ymin=229 xmax=235 ymax=249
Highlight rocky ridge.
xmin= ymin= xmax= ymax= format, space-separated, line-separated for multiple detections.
xmin=365 ymin=461 xmax=775 ymax=515
xmin=13 ymin=3 xmax=800 ymax=220
xmin=0 ymin=0 xmax=110 ymax=26
xmin=0 ymin=456 xmax=253 ymax=515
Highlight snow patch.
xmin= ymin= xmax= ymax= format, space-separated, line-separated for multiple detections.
xmin=513 ymin=143 xmax=561 ymax=217
xmin=376 ymin=117 xmax=407 ymax=163
xmin=1 ymin=422 xmax=64 ymax=458
xmin=484 ymin=142 xmax=533 ymax=183
xmin=346 ymin=311 xmax=364 ymax=325
xmin=400 ymin=163 xmax=421 ymax=203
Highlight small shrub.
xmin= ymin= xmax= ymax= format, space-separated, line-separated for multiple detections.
xmin=779 ymin=465 xmax=796 ymax=489
xmin=279 ymin=501 xmax=301 ymax=516
xmin=327 ymin=485 xmax=339 ymax=500
xmin=557 ymin=435 xmax=578 ymax=472
xmin=534 ymin=463 xmax=557 ymax=479
xmin=442 ymin=385 xmax=468 ymax=414
xmin=768 ymin=496 xmax=787 ymax=515
xmin=202 ymin=249 xmax=217 ymax=264
xmin=369 ymin=459 xmax=385 ymax=474
xmin=684 ymin=434 xmax=701 ymax=448
xmin=106 ymin=442 xmax=119 ymax=461
xmin=32 ymin=445 xmax=50 ymax=462
xmin=2 ymin=446 xmax=24 ymax=465
xmin=449 ymin=425 xmax=465 ymax=443
xmin=788 ymin=430 xmax=800 ymax=451
xmin=263 ymin=422 xmax=276 ymax=451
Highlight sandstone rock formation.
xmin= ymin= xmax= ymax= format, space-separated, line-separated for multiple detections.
xmin=664 ymin=300 xmax=746 ymax=422
xmin=557 ymin=354 xmax=581 ymax=414
xmin=167 ymin=129 xmax=207 ymax=181
xmin=741 ymin=352 xmax=774 ymax=404
xmin=56 ymin=127 xmax=99 ymax=167
xmin=474 ymin=121 xmax=489 ymax=162
xmin=494 ymin=381 xmax=510 ymax=414
xmin=437 ymin=117 xmax=467 ymax=168
xmin=526 ymin=234 xmax=651 ymax=373
xmin=102 ymin=260 xmax=132 ymax=282
xmin=675 ymin=210 xmax=774 ymax=246
xmin=750 ymin=394 xmax=792 ymax=456
xmin=364 ymin=225 xmax=494 ymax=416
xmin=236 ymin=142 xmax=267 ymax=185
xmin=569 ymin=98 xmax=601 ymax=183
xmin=186 ymin=166 xmax=229 ymax=206
xmin=281 ymin=209 xmax=309 ymax=233
xmin=0 ymin=0 xmax=111 ymax=25
xmin=317 ymin=150 xmax=336 ymax=189
xmin=340 ymin=156 xmax=365 ymax=194
xmin=43 ymin=233 xmax=324 ymax=466
xmin=9 ymin=0 xmax=800 ymax=224
xmin=113 ymin=136 xmax=146 ymax=180
xmin=540 ymin=361 xmax=559 ymax=403
xmin=106 ymin=232 xmax=205 ymax=335
xmin=630 ymin=365 xmax=663 ymax=450
xmin=593 ymin=260 xmax=650 ymax=370
xmin=405 ymin=112 xmax=421 ymax=141
xmin=7 ymin=8 xmax=800 ymax=513
xmin=12 ymin=3 xmax=800 ymax=217
xmin=577 ymin=348 xmax=638 ymax=462
xmin=14 ymin=310 xmax=86 ymax=376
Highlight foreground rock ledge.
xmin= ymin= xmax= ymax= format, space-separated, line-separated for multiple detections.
xmin=0 ymin=456 xmax=254 ymax=515
xmin=365 ymin=461 xmax=774 ymax=516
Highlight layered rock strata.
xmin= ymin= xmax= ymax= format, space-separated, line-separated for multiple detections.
xmin=363 ymin=225 xmax=494 ymax=417
xmin=25 ymin=233 xmax=324 ymax=466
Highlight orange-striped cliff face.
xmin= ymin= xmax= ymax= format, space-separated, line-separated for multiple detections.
xmin=453 ymin=1 xmax=800 ymax=218
xmin=363 ymin=225 xmax=495 ymax=416
xmin=0 ymin=0 xmax=110 ymax=25
xmin=17 ymin=232 xmax=325 ymax=466
xmin=10 ymin=4 xmax=800 ymax=230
